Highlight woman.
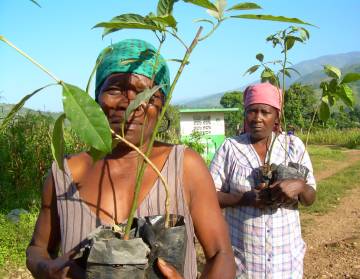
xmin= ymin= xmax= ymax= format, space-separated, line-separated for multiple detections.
xmin=209 ymin=82 xmax=316 ymax=279
xmin=26 ymin=39 xmax=235 ymax=279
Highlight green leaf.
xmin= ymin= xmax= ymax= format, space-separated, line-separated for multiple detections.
xmin=338 ymin=84 xmax=355 ymax=107
xmin=94 ymin=14 xmax=161 ymax=37
xmin=125 ymin=85 xmax=163 ymax=122
xmin=243 ymin=64 xmax=260 ymax=76
xmin=231 ymin=14 xmax=315 ymax=26
xmin=227 ymin=2 xmax=261 ymax=11
xmin=88 ymin=147 xmax=107 ymax=163
xmin=280 ymin=69 xmax=291 ymax=78
xmin=214 ymin=0 xmax=227 ymax=18
xmin=61 ymin=83 xmax=112 ymax=153
xmin=285 ymin=36 xmax=303 ymax=51
xmin=166 ymin=58 xmax=190 ymax=65
xmin=323 ymin=64 xmax=341 ymax=79
xmin=157 ymin=0 xmax=175 ymax=16
xmin=51 ymin=114 xmax=66 ymax=171
xmin=256 ymin=53 xmax=264 ymax=62
xmin=183 ymin=0 xmax=218 ymax=11
xmin=0 ymin=83 xmax=55 ymax=133
xmin=261 ymin=69 xmax=278 ymax=85
xmin=193 ymin=18 xmax=215 ymax=27
xmin=286 ymin=67 xmax=301 ymax=76
xmin=30 ymin=0 xmax=41 ymax=7
xmin=147 ymin=14 xmax=177 ymax=28
xmin=341 ymin=73 xmax=360 ymax=84
xmin=319 ymin=101 xmax=330 ymax=121
xmin=261 ymin=69 xmax=274 ymax=78
xmin=299 ymin=27 xmax=310 ymax=40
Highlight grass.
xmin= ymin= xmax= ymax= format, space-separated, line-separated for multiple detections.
xmin=298 ymin=128 xmax=360 ymax=149
xmin=307 ymin=145 xmax=346 ymax=174
xmin=0 ymin=212 xmax=38 ymax=270
xmin=301 ymin=158 xmax=360 ymax=214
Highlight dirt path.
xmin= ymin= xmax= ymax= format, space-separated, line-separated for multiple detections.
xmin=302 ymin=149 xmax=360 ymax=279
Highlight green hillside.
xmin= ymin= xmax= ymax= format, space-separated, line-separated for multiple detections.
xmin=0 ymin=103 xmax=61 ymax=121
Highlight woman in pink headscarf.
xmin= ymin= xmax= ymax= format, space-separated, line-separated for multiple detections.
xmin=209 ymin=82 xmax=316 ymax=279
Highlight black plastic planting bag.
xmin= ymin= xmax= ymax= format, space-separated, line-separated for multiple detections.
xmin=254 ymin=162 xmax=310 ymax=208
xmin=81 ymin=214 xmax=187 ymax=279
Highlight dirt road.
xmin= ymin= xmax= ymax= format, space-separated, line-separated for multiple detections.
xmin=303 ymin=149 xmax=360 ymax=279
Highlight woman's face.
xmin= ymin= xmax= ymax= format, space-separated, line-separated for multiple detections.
xmin=245 ymin=103 xmax=279 ymax=140
xmin=97 ymin=73 xmax=164 ymax=146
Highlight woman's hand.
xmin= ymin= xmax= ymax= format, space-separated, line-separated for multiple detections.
xmin=269 ymin=179 xmax=305 ymax=204
xmin=36 ymin=254 xmax=70 ymax=279
xmin=157 ymin=258 xmax=183 ymax=279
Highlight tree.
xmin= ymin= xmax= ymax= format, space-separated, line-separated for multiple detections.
xmin=220 ymin=91 xmax=244 ymax=136
xmin=284 ymin=83 xmax=317 ymax=131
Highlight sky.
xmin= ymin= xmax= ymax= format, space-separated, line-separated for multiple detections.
xmin=1 ymin=0 xmax=359 ymax=112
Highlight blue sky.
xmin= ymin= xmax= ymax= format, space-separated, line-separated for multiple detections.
xmin=1 ymin=0 xmax=359 ymax=112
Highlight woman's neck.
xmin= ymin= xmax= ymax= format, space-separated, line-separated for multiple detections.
xmin=106 ymin=140 xmax=153 ymax=160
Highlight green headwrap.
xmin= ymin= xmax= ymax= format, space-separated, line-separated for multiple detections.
xmin=95 ymin=39 xmax=170 ymax=101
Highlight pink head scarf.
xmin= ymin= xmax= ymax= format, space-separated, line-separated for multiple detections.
xmin=242 ymin=83 xmax=282 ymax=133
xmin=243 ymin=82 xmax=282 ymax=110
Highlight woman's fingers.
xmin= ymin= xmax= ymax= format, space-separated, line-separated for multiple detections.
xmin=157 ymin=258 xmax=183 ymax=279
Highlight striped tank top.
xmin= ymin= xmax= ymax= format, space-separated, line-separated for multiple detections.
xmin=52 ymin=145 xmax=197 ymax=279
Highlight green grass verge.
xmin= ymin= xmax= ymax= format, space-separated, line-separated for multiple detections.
xmin=301 ymin=159 xmax=360 ymax=214
xmin=0 ymin=211 xmax=37 ymax=269
xmin=298 ymin=128 xmax=360 ymax=149
xmin=307 ymin=145 xmax=346 ymax=174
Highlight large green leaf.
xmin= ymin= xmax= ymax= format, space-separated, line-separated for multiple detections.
xmin=183 ymin=0 xmax=218 ymax=12
xmin=341 ymin=73 xmax=360 ymax=84
xmin=319 ymin=100 xmax=330 ymax=121
xmin=243 ymin=64 xmax=260 ymax=75
xmin=231 ymin=14 xmax=315 ymax=26
xmin=61 ymin=83 xmax=112 ymax=153
xmin=148 ymin=14 xmax=177 ymax=28
xmin=324 ymin=64 xmax=341 ymax=80
xmin=157 ymin=0 xmax=175 ymax=16
xmin=227 ymin=2 xmax=261 ymax=11
xmin=0 ymin=83 xmax=55 ymax=133
xmin=94 ymin=14 xmax=162 ymax=37
xmin=338 ymin=84 xmax=355 ymax=108
xmin=125 ymin=85 xmax=163 ymax=122
xmin=51 ymin=114 xmax=66 ymax=171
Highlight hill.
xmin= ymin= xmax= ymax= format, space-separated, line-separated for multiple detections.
xmin=178 ymin=52 xmax=360 ymax=108
xmin=0 ymin=103 xmax=60 ymax=120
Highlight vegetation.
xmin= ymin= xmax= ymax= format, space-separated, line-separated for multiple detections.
xmin=298 ymin=128 xmax=360 ymax=149
xmin=220 ymin=91 xmax=244 ymax=136
xmin=301 ymin=159 xmax=360 ymax=214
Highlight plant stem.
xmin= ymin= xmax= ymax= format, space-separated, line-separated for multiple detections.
xmin=299 ymin=103 xmax=319 ymax=164
xmin=281 ymin=45 xmax=288 ymax=132
xmin=198 ymin=20 xmax=221 ymax=41
xmin=123 ymin=27 xmax=203 ymax=239
xmin=168 ymin=31 xmax=188 ymax=50
xmin=0 ymin=36 xmax=61 ymax=83
xmin=111 ymin=131 xmax=170 ymax=231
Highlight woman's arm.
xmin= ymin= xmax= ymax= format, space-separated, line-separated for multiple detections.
xmin=26 ymin=172 xmax=74 ymax=279
xmin=183 ymin=148 xmax=236 ymax=279
xmin=217 ymin=188 xmax=270 ymax=209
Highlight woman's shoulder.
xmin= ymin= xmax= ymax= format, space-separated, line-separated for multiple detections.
xmin=65 ymin=152 xmax=93 ymax=181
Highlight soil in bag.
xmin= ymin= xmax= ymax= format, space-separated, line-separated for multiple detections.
xmin=80 ymin=214 xmax=186 ymax=279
